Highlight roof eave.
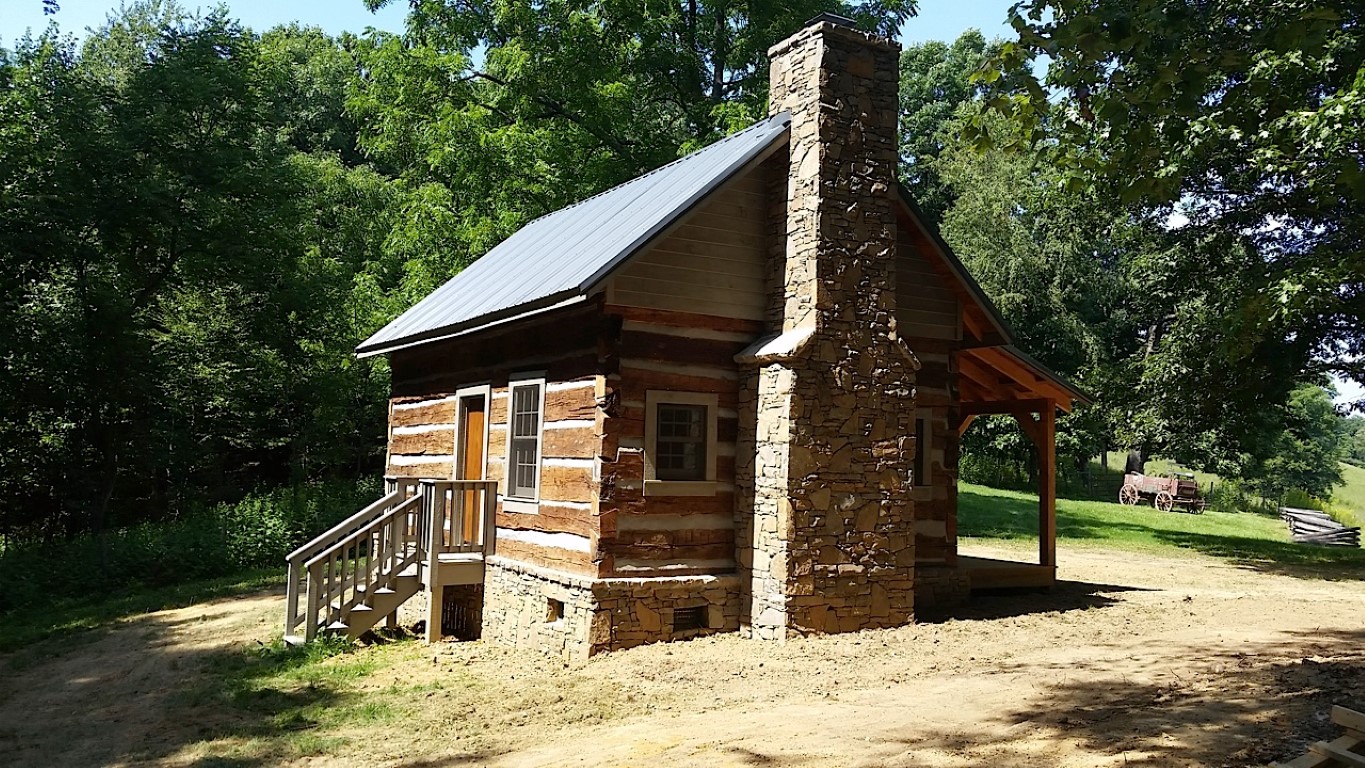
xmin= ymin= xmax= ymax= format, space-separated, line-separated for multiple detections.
xmin=354 ymin=292 xmax=588 ymax=358
xmin=895 ymin=183 xmax=1016 ymax=346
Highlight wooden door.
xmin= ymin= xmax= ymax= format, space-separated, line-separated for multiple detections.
xmin=458 ymin=396 xmax=486 ymax=545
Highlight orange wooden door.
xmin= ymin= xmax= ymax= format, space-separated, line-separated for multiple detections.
xmin=459 ymin=397 xmax=486 ymax=544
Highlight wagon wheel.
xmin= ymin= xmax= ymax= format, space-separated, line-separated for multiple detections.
xmin=1118 ymin=484 xmax=1140 ymax=506
xmin=1155 ymin=491 xmax=1175 ymax=513
xmin=1191 ymin=499 xmax=1207 ymax=515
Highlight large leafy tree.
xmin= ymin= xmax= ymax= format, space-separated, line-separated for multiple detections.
xmin=0 ymin=5 xmax=394 ymax=543
xmin=352 ymin=1 xmax=917 ymax=300
xmin=978 ymin=0 xmax=1365 ymax=412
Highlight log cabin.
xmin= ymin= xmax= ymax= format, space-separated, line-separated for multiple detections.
xmin=283 ymin=14 xmax=1087 ymax=658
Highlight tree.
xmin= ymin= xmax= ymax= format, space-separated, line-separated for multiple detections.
xmin=977 ymin=0 xmax=1365 ymax=410
xmin=351 ymin=1 xmax=917 ymax=301
xmin=0 ymin=4 xmax=397 ymax=544
xmin=898 ymin=30 xmax=1003 ymax=223
xmin=1243 ymin=385 xmax=1347 ymax=500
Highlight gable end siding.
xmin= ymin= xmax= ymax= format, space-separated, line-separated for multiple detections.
xmin=605 ymin=165 xmax=769 ymax=321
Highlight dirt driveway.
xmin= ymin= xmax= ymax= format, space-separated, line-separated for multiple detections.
xmin=2 ymin=541 xmax=1362 ymax=767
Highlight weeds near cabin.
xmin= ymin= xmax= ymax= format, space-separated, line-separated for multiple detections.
xmin=184 ymin=634 xmax=413 ymax=762
xmin=0 ymin=479 xmax=376 ymax=630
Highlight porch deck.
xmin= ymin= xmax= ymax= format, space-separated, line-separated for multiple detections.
xmin=958 ymin=555 xmax=1056 ymax=590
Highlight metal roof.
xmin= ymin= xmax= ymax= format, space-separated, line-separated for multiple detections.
xmin=357 ymin=113 xmax=793 ymax=356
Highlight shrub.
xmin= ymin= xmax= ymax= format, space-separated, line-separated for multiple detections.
xmin=0 ymin=477 xmax=379 ymax=614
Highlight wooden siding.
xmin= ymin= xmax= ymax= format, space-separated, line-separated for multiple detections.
xmin=905 ymin=344 xmax=963 ymax=566
xmin=896 ymin=225 xmax=961 ymax=342
xmin=605 ymin=165 xmax=768 ymax=321
xmin=597 ymin=314 xmax=759 ymax=578
xmin=386 ymin=307 xmax=610 ymax=577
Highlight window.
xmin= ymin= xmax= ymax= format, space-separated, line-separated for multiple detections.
xmin=545 ymin=598 xmax=564 ymax=624
xmin=914 ymin=416 xmax=931 ymax=487
xmin=644 ymin=391 xmax=719 ymax=497
xmin=506 ymin=376 xmax=545 ymax=504
xmin=655 ymin=403 xmax=708 ymax=481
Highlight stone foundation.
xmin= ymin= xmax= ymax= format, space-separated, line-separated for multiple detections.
xmin=481 ymin=557 xmax=742 ymax=658
xmin=913 ymin=566 xmax=971 ymax=615
xmin=481 ymin=557 xmax=596 ymax=661
xmin=591 ymin=573 xmax=742 ymax=653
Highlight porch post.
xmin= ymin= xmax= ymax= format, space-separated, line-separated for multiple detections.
xmin=1038 ymin=402 xmax=1056 ymax=568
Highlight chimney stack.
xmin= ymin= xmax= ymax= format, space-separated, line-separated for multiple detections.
xmin=739 ymin=16 xmax=918 ymax=640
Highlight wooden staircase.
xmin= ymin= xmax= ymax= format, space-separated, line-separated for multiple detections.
xmin=284 ymin=477 xmax=497 ymax=644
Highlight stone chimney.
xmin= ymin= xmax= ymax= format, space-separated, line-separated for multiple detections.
xmin=737 ymin=15 xmax=918 ymax=639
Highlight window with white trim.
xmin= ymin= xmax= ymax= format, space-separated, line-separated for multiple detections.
xmin=645 ymin=391 xmax=718 ymax=497
xmin=506 ymin=376 xmax=545 ymax=502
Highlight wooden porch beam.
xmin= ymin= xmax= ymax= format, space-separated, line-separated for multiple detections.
xmin=955 ymin=413 xmax=977 ymax=437
xmin=1038 ymin=402 xmax=1057 ymax=568
xmin=957 ymin=354 xmax=1026 ymax=401
xmin=971 ymin=346 xmax=1076 ymax=409
xmin=1013 ymin=412 xmax=1042 ymax=446
xmin=959 ymin=398 xmax=1051 ymax=417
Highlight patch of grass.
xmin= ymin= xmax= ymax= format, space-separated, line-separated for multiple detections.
xmin=960 ymin=482 xmax=1365 ymax=578
xmin=0 ymin=567 xmax=284 ymax=658
xmin=185 ymin=634 xmax=418 ymax=763
xmin=1332 ymin=462 xmax=1365 ymax=528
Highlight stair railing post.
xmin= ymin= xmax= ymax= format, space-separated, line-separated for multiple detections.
xmin=424 ymin=481 xmax=441 ymax=584
xmin=284 ymin=556 xmax=301 ymax=637
xmin=483 ymin=481 xmax=497 ymax=557
xmin=304 ymin=561 xmax=322 ymax=641
xmin=451 ymin=482 xmax=465 ymax=552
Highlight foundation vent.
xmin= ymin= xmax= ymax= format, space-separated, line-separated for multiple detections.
xmin=673 ymin=605 xmax=708 ymax=632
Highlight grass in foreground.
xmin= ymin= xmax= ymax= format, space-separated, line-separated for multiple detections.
xmin=960 ymin=482 xmax=1365 ymax=577
xmin=0 ymin=567 xmax=284 ymax=657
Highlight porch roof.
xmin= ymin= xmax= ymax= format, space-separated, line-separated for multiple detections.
xmin=957 ymin=345 xmax=1091 ymax=413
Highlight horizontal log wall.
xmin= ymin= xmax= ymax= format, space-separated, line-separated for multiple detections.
xmin=896 ymin=222 xmax=961 ymax=342
xmin=906 ymin=349 xmax=960 ymax=564
xmin=386 ymin=306 xmax=611 ymax=576
xmin=598 ymin=308 xmax=762 ymax=578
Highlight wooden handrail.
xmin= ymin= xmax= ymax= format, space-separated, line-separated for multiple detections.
xmin=286 ymin=490 xmax=402 ymax=563
xmin=301 ymin=495 xmax=422 ymax=570
xmin=284 ymin=477 xmax=500 ymax=643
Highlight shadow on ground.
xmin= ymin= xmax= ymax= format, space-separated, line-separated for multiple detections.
xmin=919 ymin=579 xmax=1150 ymax=623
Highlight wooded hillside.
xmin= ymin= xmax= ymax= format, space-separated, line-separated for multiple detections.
xmin=1 ymin=0 xmax=1359 ymax=551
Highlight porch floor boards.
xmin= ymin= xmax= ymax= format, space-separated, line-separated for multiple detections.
xmin=957 ymin=555 xmax=1056 ymax=590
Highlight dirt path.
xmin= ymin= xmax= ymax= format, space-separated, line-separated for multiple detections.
xmin=2 ymin=543 xmax=1362 ymax=767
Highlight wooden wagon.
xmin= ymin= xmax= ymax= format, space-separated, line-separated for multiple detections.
xmin=1119 ymin=471 xmax=1205 ymax=513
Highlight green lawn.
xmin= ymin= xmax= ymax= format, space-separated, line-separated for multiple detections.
xmin=1332 ymin=462 xmax=1365 ymax=528
xmin=959 ymin=482 xmax=1365 ymax=577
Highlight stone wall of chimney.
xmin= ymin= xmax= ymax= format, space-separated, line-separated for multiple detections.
xmin=739 ymin=19 xmax=920 ymax=639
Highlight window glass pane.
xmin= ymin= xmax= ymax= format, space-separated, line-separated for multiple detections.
xmin=509 ymin=384 xmax=541 ymax=497
xmin=655 ymin=403 xmax=707 ymax=481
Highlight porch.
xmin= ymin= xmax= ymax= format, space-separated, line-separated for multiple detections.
xmin=283 ymin=477 xmax=497 ymax=645
xmin=958 ymin=554 xmax=1057 ymax=590
xmin=946 ymin=345 xmax=1091 ymax=592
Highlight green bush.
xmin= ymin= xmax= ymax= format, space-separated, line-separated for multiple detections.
xmin=0 ymin=477 xmax=379 ymax=614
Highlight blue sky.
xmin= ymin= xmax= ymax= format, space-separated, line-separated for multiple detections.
xmin=2 ymin=0 xmax=1017 ymax=46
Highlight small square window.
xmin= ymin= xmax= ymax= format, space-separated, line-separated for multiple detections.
xmin=644 ymin=391 xmax=718 ymax=496
xmin=914 ymin=416 xmax=930 ymax=487
xmin=655 ymin=404 xmax=708 ymax=481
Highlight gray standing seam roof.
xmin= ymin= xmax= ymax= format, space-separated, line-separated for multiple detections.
xmin=356 ymin=112 xmax=793 ymax=356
